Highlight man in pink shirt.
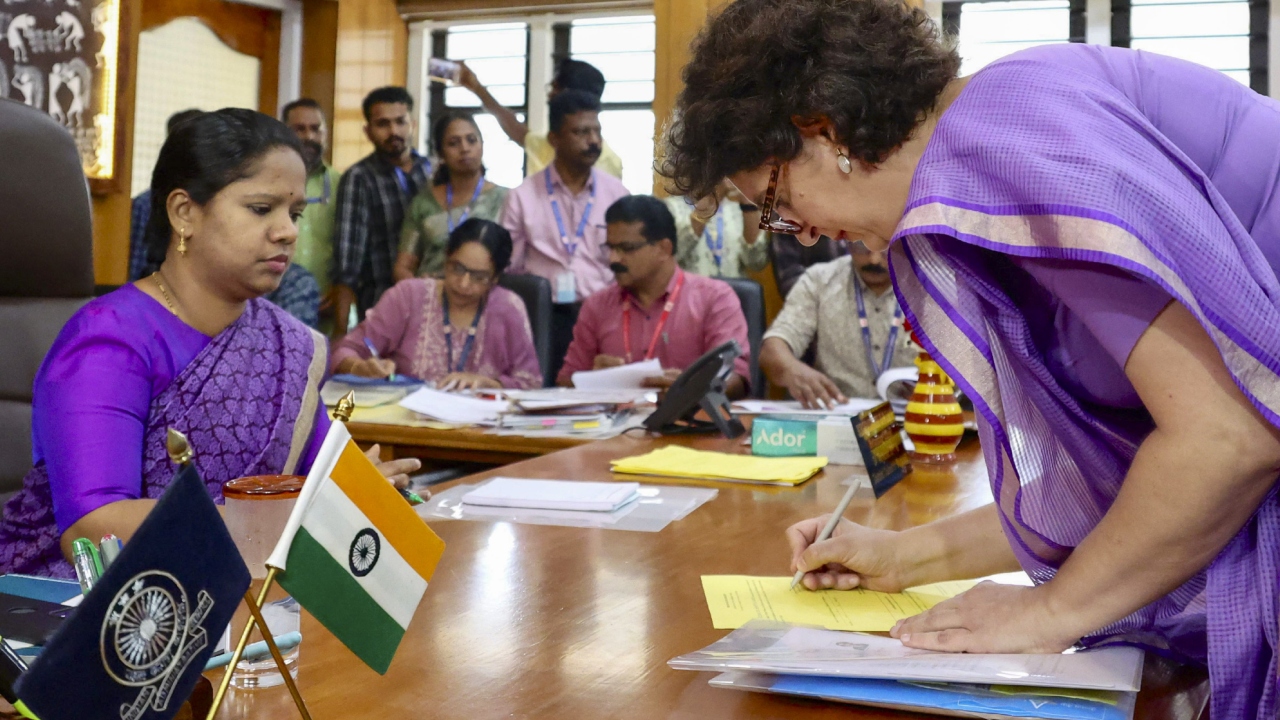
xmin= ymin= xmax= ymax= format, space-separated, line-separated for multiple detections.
xmin=557 ymin=195 xmax=751 ymax=398
xmin=500 ymin=90 xmax=629 ymax=380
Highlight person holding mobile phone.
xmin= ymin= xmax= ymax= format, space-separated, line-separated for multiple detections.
xmin=458 ymin=58 xmax=625 ymax=181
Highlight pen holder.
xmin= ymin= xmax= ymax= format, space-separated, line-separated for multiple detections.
xmin=223 ymin=475 xmax=305 ymax=689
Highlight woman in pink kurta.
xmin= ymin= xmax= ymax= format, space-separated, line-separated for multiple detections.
xmin=332 ymin=218 xmax=542 ymax=389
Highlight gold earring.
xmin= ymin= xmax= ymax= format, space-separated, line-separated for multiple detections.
xmin=177 ymin=230 xmax=188 ymax=257
xmin=836 ymin=150 xmax=853 ymax=174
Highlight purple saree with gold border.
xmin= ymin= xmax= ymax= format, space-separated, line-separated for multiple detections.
xmin=890 ymin=45 xmax=1280 ymax=717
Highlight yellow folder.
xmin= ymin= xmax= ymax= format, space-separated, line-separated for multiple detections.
xmin=610 ymin=446 xmax=828 ymax=485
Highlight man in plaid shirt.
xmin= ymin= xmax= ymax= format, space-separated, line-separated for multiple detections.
xmin=332 ymin=86 xmax=431 ymax=335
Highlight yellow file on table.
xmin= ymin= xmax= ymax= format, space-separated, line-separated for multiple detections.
xmin=611 ymin=446 xmax=828 ymax=485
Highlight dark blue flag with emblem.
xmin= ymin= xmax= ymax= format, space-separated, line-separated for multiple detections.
xmin=14 ymin=465 xmax=251 ymax=720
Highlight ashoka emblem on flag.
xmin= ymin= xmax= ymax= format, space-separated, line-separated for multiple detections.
xmin=349 ymin=528 xmax=381 ymax=577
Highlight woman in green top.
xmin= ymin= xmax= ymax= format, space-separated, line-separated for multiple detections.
xmin=395 ymin=111 xmax=509 ymax=281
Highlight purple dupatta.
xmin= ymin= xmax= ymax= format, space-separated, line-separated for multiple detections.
xmin=890 ymin=46 xmax=1280 ymax=717
xmin=0 ymin=299 xmax=326 ymax=579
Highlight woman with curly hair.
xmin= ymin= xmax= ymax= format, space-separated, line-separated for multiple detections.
xmin=662 ymin=0 xmax=1280 ymax=715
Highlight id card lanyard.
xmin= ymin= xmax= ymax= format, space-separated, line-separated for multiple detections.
xmin=622 ymin=271 xmax=686 ymax=363
xmin=704 ymin=211 xmax=725 ymax=273
xmin=442 ymin=293 xmax=485 ymax=373
xmin=446 ymin=177 xmax=485 ymax=233
xmin=545 ymin=167 xmax=595 ymax=259
xmin=305 ymin=171 xmax=331 ymax=205
xmin=853 ymin=277 xmax=902 ymax=378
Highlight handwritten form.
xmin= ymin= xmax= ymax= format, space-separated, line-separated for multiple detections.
xmin=701 ymin=576 xmax=977 ymax=632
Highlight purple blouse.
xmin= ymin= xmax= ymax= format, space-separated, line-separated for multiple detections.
xmin=1007 ymin=257 xmax=1173 ymax=409
xmin=331 ymin=278 xmax=543 ymax=388
xmin=32 ymin=285 xmax=327 ymax=533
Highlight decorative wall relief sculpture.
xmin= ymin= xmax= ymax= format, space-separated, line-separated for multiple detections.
xmin=0 ymin=0 xmax=121 ymax=186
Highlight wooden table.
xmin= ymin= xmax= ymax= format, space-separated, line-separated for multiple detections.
xmin=213 ymin=428 xmax=1209 ymax=719
xmin=347 ymin=421 xmax=587 ymax=466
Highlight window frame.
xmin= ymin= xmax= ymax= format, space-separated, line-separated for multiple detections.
xmin=1110 ymin=0 xmax=1269 ymax=94
xmin=941 ymin=0 xmax=1087 ymax=70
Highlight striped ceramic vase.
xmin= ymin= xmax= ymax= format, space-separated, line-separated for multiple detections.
xmin=903 ymin=335 xmax=964 ymax=464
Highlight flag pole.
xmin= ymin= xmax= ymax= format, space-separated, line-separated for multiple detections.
xmin=204 ymin=395 xmax=356 ymax=720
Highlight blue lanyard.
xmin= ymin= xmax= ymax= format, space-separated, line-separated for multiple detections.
xmin=445 ymin=178 xmax=485 ymax=233
xmin=442 ymin=293 xmax=485 ymax=373
xmin=545 ymin=168 xmax=595 ymax=257
xmin=704 ymin=211 xmax=725 ymax=272
xmin=853 ymin=278 xmax=902 ymax=378
xmin=305 ymin=171 xmax=331 ymax=205
xmin=393 ymin=154 xmax=429 ymax=196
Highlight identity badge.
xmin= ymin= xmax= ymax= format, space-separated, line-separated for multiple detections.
xmin=555 ymin=271 xmax=577 ymax=304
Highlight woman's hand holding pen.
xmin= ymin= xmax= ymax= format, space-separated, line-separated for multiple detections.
xmin=786 ymin=515 xmax=916 ymax=592
xmin=349 ymin=357 xmax=397 ymax=379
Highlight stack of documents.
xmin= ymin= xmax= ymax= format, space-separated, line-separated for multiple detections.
xmin=733 ymin=399 xmax=884 ymax=416
xmin=398 ymin=387 xmax=510 ymax=426
xmin=461 ymin=478 xmax=640 ymax=512
xmin=672 ymin=622 xmax=1144 ymax=720
xmin=322 ymin=377 xmax=422 ymax=409
xmin=611 ymin=446 xmax=828 ymax=485
xmin=504 ymin=388 xmax=652 ymax=413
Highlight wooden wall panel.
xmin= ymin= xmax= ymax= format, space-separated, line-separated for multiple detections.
xmin=91 ymin=0 xmax=143 ymax=285
xmin=301 ymin=0 xmax=339 ymax=165
xmin=331 ymin=0 xmax=408 ymax=170
xmin=92 ymin=0 xmax=283 ymax=284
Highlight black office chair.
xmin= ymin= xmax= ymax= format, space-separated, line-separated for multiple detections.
xmin=718 ymin=277 xmax=766 ymax=398
xmin=498 ymin=273 xmax=555 ymax=387
xmin=0 ymin=99 xmax=95 ymax=501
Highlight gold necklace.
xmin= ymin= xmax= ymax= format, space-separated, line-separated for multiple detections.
xmin=151 ymin=273 xmax=179 ymax=315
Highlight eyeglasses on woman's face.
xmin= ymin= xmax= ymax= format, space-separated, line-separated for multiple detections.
xmin=758 ymin=164 xmax=803 ymax=234
xmin=444 ymin=260 xmax=494 ymax=286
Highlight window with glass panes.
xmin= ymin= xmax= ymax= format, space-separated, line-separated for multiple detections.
xmin=429 ymin=22 xmax=530 ymax=190
xmin=942 ymin=0 xmax=1083 ymax=75
xmin=560 ymin=15 xmax=656 ymax=195
xmin=1113 ymin=0 xmax=1266 ymax=92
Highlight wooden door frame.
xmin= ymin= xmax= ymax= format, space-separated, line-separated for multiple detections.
xmin=140 ymin=0 xmax=281 ymax=112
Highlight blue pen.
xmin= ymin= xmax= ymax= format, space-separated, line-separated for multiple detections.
xmin=362 ymin=338 xmax=397 ymax=382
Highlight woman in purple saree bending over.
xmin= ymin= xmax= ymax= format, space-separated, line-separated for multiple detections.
xmin=665 ymin=1 xmax=1280 ymax=716
xmin=0 ymin=109 xmax=420 ymax=580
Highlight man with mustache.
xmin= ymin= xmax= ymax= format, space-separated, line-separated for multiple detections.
xmin=459 ymin=57 xmax=624 ymax=180
xmin=501 ymin=90 xmax=629 ymax=381
xmin=281 ymin=98 xmax=341 ymax=332
xmin=760 ymin=242 xmax=916 ymax=409
xmin=556 ymin=195 xmax=750 ymax=398
xmin=332 ymin=86 xmax=431 ymax=336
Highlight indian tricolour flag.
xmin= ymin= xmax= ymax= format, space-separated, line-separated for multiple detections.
xmin=266 ymin=422 xmax=445 ymax=674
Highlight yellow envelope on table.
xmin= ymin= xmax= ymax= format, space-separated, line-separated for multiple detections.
xmin=611 ymin=446 xmax=827 ymax=485
xmin=701 ymin=575 xmax=978 ymax=632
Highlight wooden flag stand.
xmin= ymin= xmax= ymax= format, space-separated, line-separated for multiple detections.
xmin=201 ymin=393 xmax=358 ymax=719
xmin=161 ymin=428 xmax=315 ymax=720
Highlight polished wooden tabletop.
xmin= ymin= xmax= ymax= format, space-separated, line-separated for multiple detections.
xmin=347 ymin=420 xmax=587 ymax=466
xmin=212 ymin=427 xmax=1208 ymax=719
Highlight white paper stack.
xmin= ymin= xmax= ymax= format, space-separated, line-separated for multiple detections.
xmin=398 ymin=387 xmax=510 ymax=425
xmin=461 ymin=478 xmax=641 ymax=512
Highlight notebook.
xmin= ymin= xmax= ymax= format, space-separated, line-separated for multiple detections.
xmin=460 ymin=478 xmax=641 ymax=512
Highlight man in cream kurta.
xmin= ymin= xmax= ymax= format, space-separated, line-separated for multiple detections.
xmin=760 ymin=246 xmax=916 ymax=407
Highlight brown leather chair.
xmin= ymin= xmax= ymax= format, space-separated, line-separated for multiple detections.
xmin=0 ymin=98 xmax=95 ymax=498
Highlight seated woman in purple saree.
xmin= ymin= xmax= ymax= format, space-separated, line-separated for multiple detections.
xmin=333 ymin=218 xmax=542 ymax=390
xmin=0 ymin=109 xmax=417 ymax=580
xmin=0 ymin=287 xmax=328 ymax=578
xmin=664 ymin=3 xmax=1280 ymax=717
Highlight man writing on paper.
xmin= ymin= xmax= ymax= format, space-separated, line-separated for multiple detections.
xmin=760 ymin=243 xmax=914 ymax=408
xmin=557 ymin=195 xmax=751 ymax=398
